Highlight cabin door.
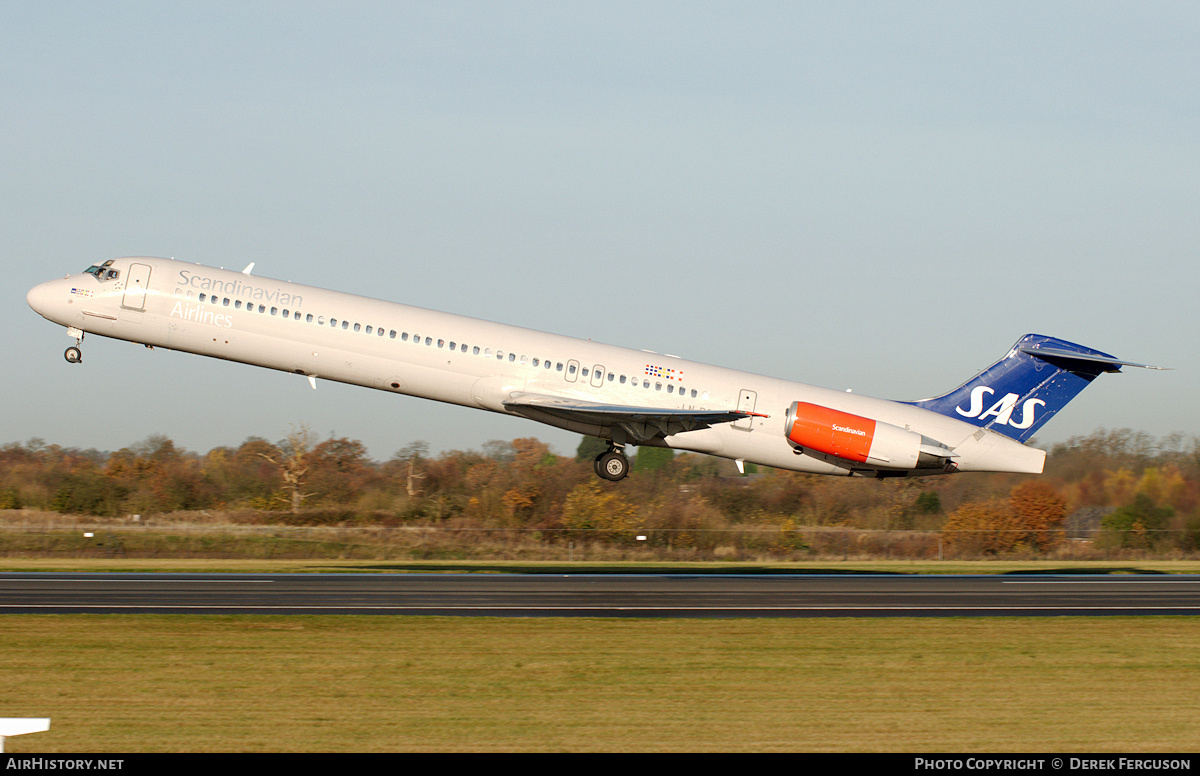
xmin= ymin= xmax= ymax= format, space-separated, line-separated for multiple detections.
xmin=122 ymin=263 xmax=152 ymax=311
xmin=734 ymin=389 xmax=757 ymax=430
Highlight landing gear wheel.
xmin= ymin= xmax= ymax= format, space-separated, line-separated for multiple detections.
xmin=594 ymin=450 xmax=630 ymax=482
xmin=64 ymin=346 xmax=82 ymax=364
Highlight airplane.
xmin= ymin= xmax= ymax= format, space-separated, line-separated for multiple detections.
xmin=27 ymin=257 xmax=1160 ymax=482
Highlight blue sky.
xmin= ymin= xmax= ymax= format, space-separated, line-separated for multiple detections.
xmin=5 ymin=2 xmax=1196 ymax=460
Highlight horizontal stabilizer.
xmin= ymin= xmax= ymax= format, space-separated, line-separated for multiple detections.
xmin=1018 ymin=345 xmax=1166 ymax=373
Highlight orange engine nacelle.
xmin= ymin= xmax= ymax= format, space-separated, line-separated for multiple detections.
xmin=783 ymin=402 xmax=955 ymax=471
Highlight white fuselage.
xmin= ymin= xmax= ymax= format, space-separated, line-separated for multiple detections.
xmin=27 ymin=257 xmax=1045 ymax=476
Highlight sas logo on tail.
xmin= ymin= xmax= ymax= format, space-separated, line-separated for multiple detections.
xmin=955 ymin=386 xmax=1045 ymax=429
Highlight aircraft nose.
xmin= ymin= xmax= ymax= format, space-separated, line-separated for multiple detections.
xmin=27 ymin=281 xmax=49 ymax=316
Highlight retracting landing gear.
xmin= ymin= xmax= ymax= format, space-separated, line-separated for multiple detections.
xmin=594 ymin=446 xmax=630 ymax=482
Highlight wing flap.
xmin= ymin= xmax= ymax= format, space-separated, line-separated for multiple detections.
xmin=502 ymin=393 xmax=767 ymax=443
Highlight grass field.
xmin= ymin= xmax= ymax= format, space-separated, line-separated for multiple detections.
xmin=3 ymin=559 xmax=1198 ymax=752
xmin=2 ymin=614 xmax=1199 ymax=752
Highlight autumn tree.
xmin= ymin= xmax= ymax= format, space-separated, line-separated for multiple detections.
xmin=941 ymin=480 xmax=1067 ymax=555
xmin=103 ymin=435 xmax=211 ymax=514
xmin=1007 ymin=480 xmax=1068 ymax=550
xmin=228 ymin=438 xmax=286 ymax=507
xmin=634 ymin=446 xmax=674 ymax=473
xmin=307 ymin=437 xmax=378 ymax=506
xmin=560 ymin=480 xmax=638 ymax=542
xmin=1100 ymin=493 xmax=1175 ymax=549
xmin=575 ymin=436 xmax=609 ymax=462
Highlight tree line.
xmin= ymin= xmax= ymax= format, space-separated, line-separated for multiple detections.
xmin=2 ymin=427 xmax=1198 ymax=555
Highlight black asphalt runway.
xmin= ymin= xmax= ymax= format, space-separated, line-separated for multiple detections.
xmin=1 ymin=572 xmax=1199 ymax=617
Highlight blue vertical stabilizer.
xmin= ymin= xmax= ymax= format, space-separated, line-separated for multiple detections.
xmin=904 ymin=334 xmax=1151 ymax=443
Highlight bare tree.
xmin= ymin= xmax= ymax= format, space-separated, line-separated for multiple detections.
xmin=394 ymin=441 xmax=428 ymax=497
xmin=259 ymin=424 xmax=316 ymax=513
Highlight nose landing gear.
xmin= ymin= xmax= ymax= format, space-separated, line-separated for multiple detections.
xmin=64 ymin=327 xmax=84 ymax=363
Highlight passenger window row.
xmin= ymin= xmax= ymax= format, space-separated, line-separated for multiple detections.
xmin=187 ymin=291 xmax=704 ymax=399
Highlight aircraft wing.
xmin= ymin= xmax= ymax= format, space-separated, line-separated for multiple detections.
xmin=502 ymin=392 xmax=767 ymax=443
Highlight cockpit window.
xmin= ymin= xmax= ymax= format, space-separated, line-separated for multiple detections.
xmin=83 ymin=260 xmax=119 ymax=282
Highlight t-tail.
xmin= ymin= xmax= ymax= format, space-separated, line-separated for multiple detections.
xmin=904 ymin=334 xmax=1162 ymax=443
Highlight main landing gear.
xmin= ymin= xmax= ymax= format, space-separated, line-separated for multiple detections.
xmin=594 ymin=446 xmax=630 ymax=482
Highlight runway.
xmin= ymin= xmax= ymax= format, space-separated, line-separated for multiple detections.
xmin=1 ymin=572 xmax=1199 ymax=617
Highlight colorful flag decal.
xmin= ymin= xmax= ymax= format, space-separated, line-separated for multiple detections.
xmin=645 ymin=364 xmax=682 ymax=380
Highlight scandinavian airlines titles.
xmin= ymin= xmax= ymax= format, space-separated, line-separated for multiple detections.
xmin=170 ymin=269 xmax=307 ymax=330
xmin=175 ymin=270 xmax=303 ymax=306
xmin=169 ymin=301 xmax=233 ymax=328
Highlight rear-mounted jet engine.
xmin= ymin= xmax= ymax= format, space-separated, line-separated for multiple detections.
xmin=783 ymin=401 xmax=957 ymax=474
